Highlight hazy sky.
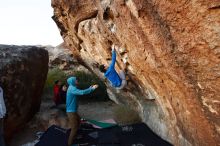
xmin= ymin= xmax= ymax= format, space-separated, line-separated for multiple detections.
xmin=0 ymin=0 xmax=63 ymax=46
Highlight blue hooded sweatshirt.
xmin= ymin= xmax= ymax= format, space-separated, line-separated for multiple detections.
xmin=66 ymin=77 xmax=94 ymax=113
xmin=104 ymin=50 xmax=122 ymax=87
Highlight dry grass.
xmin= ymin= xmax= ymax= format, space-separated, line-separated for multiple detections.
xmin=113 ymin=105 xmax=142 ymax=125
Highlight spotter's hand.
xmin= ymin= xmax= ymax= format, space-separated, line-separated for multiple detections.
xmin=91 ymin=84 xmax=99 ymax=89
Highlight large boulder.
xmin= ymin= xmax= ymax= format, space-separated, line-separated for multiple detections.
xmin=0 ymin=45 xmax=49 ymax=140
xmin=52 ymin=0 xmax=220 ymax=145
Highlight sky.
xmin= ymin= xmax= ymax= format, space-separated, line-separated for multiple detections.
xmin=0 ymin=0 xmax=63 ymax=46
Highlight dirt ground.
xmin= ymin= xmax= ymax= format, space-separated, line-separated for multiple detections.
xmin=9 ymin=99 xmax=117 ymax=146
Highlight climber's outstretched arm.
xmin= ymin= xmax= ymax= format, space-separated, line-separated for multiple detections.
xmin=109 ymin=46 xmax=116 ymax=70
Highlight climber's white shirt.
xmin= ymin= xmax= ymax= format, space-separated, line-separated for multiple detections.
xmin=0 ymin=86 xmax=6 ymax=118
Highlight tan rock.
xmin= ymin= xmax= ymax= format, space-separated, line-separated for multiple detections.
xmin=52 ymin=0 xmax=220 ymax=145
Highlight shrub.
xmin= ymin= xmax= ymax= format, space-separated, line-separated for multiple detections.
xmin=44 ymin=69 xmax=109 ymax=101
xmin=44 ymin=68 xmax=67 ymax=92
xmin=113 ymin=105 xmax=141 ymax=125
xmin=69 ymin=71 xmax=109 ymax=101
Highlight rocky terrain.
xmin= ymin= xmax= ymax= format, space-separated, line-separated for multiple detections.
xmin=0 ymin=45 xmax=49 ymax=142
xmin=52 ymin=0 xmax=220 ymax=145
xmin=44 ymin=43 xmax=90 ymax=74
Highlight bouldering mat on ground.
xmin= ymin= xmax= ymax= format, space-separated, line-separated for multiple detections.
xmin=35 ymin=125 xmax=70 ymax=146
xmin=84 ymin=118 xmax=117 ymax=129
xmin=36 ymin=121 xmax=173 ymax=146
xmin=76 ymin=123 xmax=173 ymax=146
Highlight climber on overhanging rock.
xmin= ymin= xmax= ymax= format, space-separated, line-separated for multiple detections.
xmin=99 ymin=44 xmax=127 ymax=91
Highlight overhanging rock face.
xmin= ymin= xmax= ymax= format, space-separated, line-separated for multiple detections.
xmin=0 ymin=45 xmax=49 ymax=140
xmin=52 ymin=0 xmax=220 ymax=145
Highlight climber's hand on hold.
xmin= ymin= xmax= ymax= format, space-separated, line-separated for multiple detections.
xmin=113 ymin=44 xmax=120 ymax=52
xmin=111 ymin=44 xmax=115 ymax=52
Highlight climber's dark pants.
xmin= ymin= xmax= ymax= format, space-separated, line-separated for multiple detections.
xmin=67 ymin=112 xmax=80 ymax=146
xmin=0 ymin=118 xmax=5 ymax=146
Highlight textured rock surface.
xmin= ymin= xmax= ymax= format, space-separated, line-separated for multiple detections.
xmin=52 ymin=0 xmax=220 ymax=145
xmin=0 ymin=45 xmax=49 ymax=140
xmin=44 ymin=43 xmax=89 ymax=72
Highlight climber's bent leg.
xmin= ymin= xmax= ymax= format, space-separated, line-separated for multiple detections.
xmin=116 ymin=70 xmax=127 ymax=90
